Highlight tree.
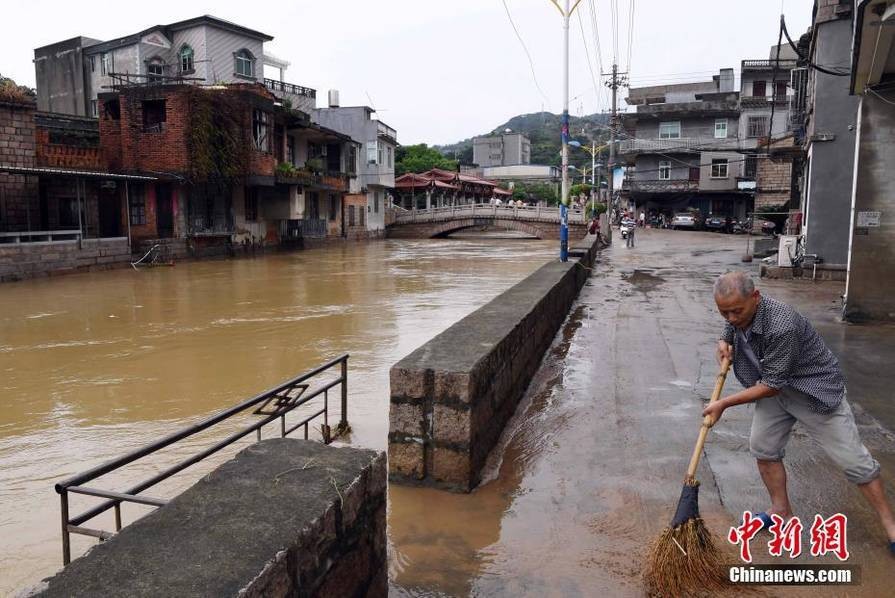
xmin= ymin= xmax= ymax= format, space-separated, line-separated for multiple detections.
xmin=511 ymin=181 xmax=559 ymax=205
xmin=395 ymin=144 xmax=458 ymax=176
xmin=0 ymin=73 xmax=36 ymax=104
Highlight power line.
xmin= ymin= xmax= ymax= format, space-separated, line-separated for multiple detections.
xmin=588 ymin=0 xmax=605 ymax=74
xmin=577 ymin=10 xmax=602 ymax=113
xmin=500 ymin=0 xmax=551 ymax=104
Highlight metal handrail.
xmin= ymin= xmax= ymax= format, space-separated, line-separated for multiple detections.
xmin=55 ymin=354 xmax=350 ymax=565
xmin=392 ymin=203 xmax=587 ymax=224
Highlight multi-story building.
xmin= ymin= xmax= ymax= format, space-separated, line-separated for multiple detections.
xmin=619 ymin=68 xmax=754 ymax=220
xmin=792 ymin=1 xmax=860 ymax=275
xmin=472 ymin=132 xmax=531 ymax=167
xmin=34 ymin=15 xmax=316 ymax=118
xmin=96 ymin=80 xmax=356 ymax=254
xmin=311 ymin=94 xmax=397 ymax=237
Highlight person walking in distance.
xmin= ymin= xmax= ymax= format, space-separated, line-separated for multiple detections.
xmin=704 ymin=272 xmax=895 ymax=554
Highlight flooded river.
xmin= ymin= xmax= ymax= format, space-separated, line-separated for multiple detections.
xmin=0 ymin=237 xmax=554 ymax=595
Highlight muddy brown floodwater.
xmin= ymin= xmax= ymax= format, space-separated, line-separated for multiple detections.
xmin=0 ymin=237 xmax=555 ymax=596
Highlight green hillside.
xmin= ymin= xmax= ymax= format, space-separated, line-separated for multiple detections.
xmin=435 ymin=111 xmax=611 ymax=171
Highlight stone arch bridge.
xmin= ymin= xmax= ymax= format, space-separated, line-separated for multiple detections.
xmin=386 ymin=204 xmax=589 ymax=240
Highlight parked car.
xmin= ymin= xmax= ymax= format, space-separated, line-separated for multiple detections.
xmin=744 ymin=216 xmax=777 ymax=235
xmin=671 ymin=212 xmax=701 ymax=230
xmin=704 ymin=215 xmax=732 ymax=233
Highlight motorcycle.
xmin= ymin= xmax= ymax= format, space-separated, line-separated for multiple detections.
xmin=619 ymin=219 xmax=635 ymax=239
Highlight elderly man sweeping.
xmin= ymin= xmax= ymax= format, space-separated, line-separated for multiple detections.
xmin=704 ymin=271 xmax=895 ymax=555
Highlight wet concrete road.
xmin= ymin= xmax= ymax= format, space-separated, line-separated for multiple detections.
xmin=389 ymin=229 xmax=895 ymax=596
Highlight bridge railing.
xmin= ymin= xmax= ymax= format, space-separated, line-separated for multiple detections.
xmin=392 ymin=203 xmax=586 ymax=224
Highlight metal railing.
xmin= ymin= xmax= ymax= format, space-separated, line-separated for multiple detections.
xmin=55 ymin=355 xmax=350 ymax=565
xmin=618 ymin=137 xmax=743 ymax=154
xmin=623 ymin=179 xmax=700 ymax=193
xmin=281 ymin=218 xmax=327 ymax=239
xmin=392 ymin=202 xmax=587 ymax=225
xmin=263 ymin=78 xmax=316 ymax=99
xmin=0 ymin=230 xmax=82 ymax=244
xmin=376 ymin=121 xmax=397 ymax=141
xmin=741 ymin=59 xmax=799 ymax=70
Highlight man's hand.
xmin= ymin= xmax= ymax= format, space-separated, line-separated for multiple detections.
xmin=717 ymin=340 xmax=732 ymax=365
xmin=702 ymin=399 xmax=728 ymax=427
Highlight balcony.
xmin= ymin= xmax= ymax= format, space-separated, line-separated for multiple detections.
xmin=741 ymin=59 xmax=798 ymax=71
xmin=275 ymin=169 xmax=349 ymax=192
xmin=376 ymin=121 xmax=397 ymax=142
xmin=264 ymin=79 xmax=317 ymax=112
xmin=634 ymin=98 xmax=739 ymax=118
xmin=280 ymin=218 xmax=327 ymax=240
xmin=740 ymin=95 xmax=791 ymax=108
xmin=618 ymin=137 xmax=742 ymax=155
xmin=623 ymin=179 xmax=699 ymax=193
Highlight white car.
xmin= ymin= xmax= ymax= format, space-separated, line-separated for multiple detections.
xmin=671 ymin=212 xmax=698 ymax=230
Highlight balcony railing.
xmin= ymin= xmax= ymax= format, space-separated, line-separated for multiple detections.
xmin=263 ymin=79 xmax=316 ymax=99
xmin=741 ymin=95 xmax=791 ymax=108
xmin=275 ymin=170 xmax=349 ymax=192
xmin=624 ymin=179 xmax=699 ymax=193
xmin=742 ymin=59 xmax=798 ymax=70
xmin=376 ymin=121 xmax=397 ymax=141
xmin=281 ymin=218 xmax=327 ymax=239
xmin=618 ymin=137 xmax=741 ymax=154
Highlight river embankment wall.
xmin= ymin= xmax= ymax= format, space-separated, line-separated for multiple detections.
xmin=0 ymin=238 xmax=132 ymax=282
xmin=32 ymin=439 xmax=387 ymax=598
xmin=388 ymin=234 xmax=601 ymax=491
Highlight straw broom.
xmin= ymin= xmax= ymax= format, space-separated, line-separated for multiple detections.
xmin=644 ymin=358 xmax=731 ymax=597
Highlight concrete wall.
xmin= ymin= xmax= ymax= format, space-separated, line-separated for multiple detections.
xmin=844 ymin=89 xmax=895 ymax=321
xmin=698 ymin=151 xmax=743 ymax=191
xmin=33 ymin=439 xmax=387 ymax=598
xmin=0 ymin=238 xmax=131 ymax=282
xmin=33 ymin=37 xmax=100 ymax=115
xmin=803 ymin=16 xmax=859 ymax=267
xmin=388 ymin=235 xmax=600 ymax=491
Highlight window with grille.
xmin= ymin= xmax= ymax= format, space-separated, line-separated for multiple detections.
xmin=129 ymin=184 xmax=146 ymax=225
xmin=348 ymin=204 xmax=356 ymax=226
xmin=142 ymin=100 xmax=166 ymax=133
xmin=328 ymin=195 xmax=337 ymax=221
xmin=744 ymin=155 xmax=758 ymax=178
xmin=147 ymin=60 xmax=164 ymax=81
xmin=747 ymin=116 xmax=769 ymax=138
xmin=234 ymin=49 xmax=254 ymax=78
xmin=359 ymin=205 xmax=365 ymax=227
xmin=711 ymin=159 xmax=729 ymax=179
xmin=245 ymin=188 xmax=258 ymax=221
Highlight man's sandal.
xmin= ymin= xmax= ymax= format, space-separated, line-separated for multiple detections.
xmin=753 ymin=511 xmax=774 ymax=531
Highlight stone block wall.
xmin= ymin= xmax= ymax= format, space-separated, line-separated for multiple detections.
xmin=33 ymin=439 xmax=387 ymax=598
xmin=0 ymin=101 xmax=39 ymax=233
xmin=756 ymin=155 xmax=793 ymax=209
xmin=0 ymin=238 xmax=131 ymax=282
xmin=389 ymin=235 xmax=599 ymax=491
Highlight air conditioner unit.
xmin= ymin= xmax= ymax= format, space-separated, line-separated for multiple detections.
xmin=778 ymin=235 xmax=799 ymax=267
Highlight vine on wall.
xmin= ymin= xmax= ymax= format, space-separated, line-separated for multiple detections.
xmin=185 ymin=88 xmax=250 ymax=185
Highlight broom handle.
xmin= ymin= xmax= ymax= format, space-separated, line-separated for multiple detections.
xmin=684 ymin=357 xmax=731 ymax=483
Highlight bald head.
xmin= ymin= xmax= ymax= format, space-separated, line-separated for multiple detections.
xmin=714 ymin=272 xmax=761 ymax=329
xmin=713 ymin=271 xmax=755 ymax=300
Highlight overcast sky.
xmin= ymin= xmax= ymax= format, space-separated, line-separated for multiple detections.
xmin=3 ymin=0 xmax=814 ymax=145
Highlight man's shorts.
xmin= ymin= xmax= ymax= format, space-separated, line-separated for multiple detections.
xmin=749 ymin=388 xmax=880 ymax=485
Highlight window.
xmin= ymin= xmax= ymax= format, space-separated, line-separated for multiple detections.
xmin=359 ymin=205 xmax=365 ymax=227
xmin=347 ymin=144 xmax=357 ymax=175
xmin=104 ymin=99 xmax=120 ymax=120
xmin=747 ymin=116 xmax=769 ymax=138
xmin=659 ymin=121 xmax=681 ymax=139
xmin=146 ymin=59 xmax=164 ymax=81
xmin=58 ymin=198 xmax=79 ymax=228
xmin=89 ymin=56 xmax=96 ymax=73
xmin=129 ymin=183 xmax=146 ymax=225
xmin=744 ymin=154 xmax=758 ymax=178
xmin=658 ymin=161 xmax=671 ymax=180
xmin=378 ymin=145 xmax=384 ymax=166
xmin=374 ymin=191 xmax=380 ymax=213
xmin=714 ymin=118 xmax=728 ymax=139
xmin=287 ymin=136 xmax=295 ymax=166
xmin=366 ymin=141 xmax=378 ymax=165
xmin=752 ymin=80 xmax=767 ymax=97
xmin=328 ymin=194 xmax=337 ymax=221
xmin=711 ymin=158 xmax=729 ymax=179
xmin=774 ymin=80 xmax=788 ymax=99
xmin=348 ymin=204 xmax=356 ymax=226
xmin=252 ymin=109 xmax=270 ymax=152
xmin=179 ymin=45 xmax=194 ymax=73
xmin=234 ymin=49 xmax=254 ymax=78
xmin=101 ymin=53 xmax=114 ymax=76
xmin=387 ymin=146 xmax=393 ymax=169
xmin=90 ymin=100 xmax=98 ymax=118
xmin=245 ymin=188 xmax=258 ymax=221
xmin=142 ymin=99 xmax=166 ymax=133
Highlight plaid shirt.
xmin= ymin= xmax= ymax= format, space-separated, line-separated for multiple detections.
xmin=721 ymin=296 xmax=844 ymax=413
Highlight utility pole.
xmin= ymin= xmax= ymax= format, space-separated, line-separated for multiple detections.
xmin=605 ymin=63 xmax=627 ymax=234
xmin=551 ymin=0 xmax=583 ymax=262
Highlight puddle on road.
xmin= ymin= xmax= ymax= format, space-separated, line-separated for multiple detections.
xmin=621 ymin=269 xmax=665 ymax=292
